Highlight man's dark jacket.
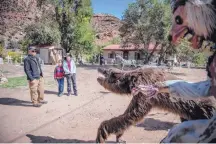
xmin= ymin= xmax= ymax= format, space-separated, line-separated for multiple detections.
xmin=24 ymin=55 xmax=43 ymax=81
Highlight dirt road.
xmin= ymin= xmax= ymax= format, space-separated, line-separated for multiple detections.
xmin=0 ymin=64 xmax=207 ymax=143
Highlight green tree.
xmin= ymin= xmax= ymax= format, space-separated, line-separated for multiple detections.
xmin=120 ymin=0 xmax=170 ymax=64
xmin=19 ymin=39 xmax=32 ymax=54
xmin=0 ymin=44 xmax=4 ymax=58
xmin=24 ymin=22 xmax=61 ymax=46
xmin=192 ymin=53 xmax=206 ymax=66
xmin=55 ymin=0 xmax=94 ymax=57
xmin=175 ymin=39 xmax=194 ymax=62
xmin=73 ymin=0 xmax=95 ymax=59
xmin=55 ymin=0 xmax=76 ymax=53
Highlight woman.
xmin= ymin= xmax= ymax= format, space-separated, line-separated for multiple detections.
xmin=63 ymin=54 xmax=78 ymax=96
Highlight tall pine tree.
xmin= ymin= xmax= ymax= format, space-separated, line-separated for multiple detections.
xmin=55 ymin=0 xmax=94 ymax=58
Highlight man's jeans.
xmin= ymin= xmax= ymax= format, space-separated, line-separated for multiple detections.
xmin=57 ymin=78 xmax=64 ymax=94
xmin=65 ymin=74 xmax=77 ymax=94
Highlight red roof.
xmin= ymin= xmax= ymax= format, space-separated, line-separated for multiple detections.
xmin=103 ymin=44 xmax=161 ymax=51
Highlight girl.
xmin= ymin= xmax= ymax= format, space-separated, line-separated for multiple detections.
xmin=54 ymin=60 xmax=65 ymax=97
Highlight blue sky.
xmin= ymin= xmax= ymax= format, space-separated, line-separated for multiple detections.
xmin=91 ymin=0 xmax=136 ymax=19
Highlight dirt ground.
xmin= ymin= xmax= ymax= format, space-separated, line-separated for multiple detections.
xmin=0 ymin=64 xmax=207 ymax=143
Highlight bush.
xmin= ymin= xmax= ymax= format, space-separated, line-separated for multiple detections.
xmin=192 ymin=53 xmax=206 ymax=66
xmin=0 ymin=44 xmax=6 ymax=58
xmin=19 ymin=39 xmax=32 ymax=54
xmin=85 ymin=55 xmax=94 ymax=63
xmin=7 ymin=51 xmax=22 ymax=63
xmin=24 ymin=23 xmax=61 ymax=45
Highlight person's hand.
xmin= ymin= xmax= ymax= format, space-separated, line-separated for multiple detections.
xmin=30 ymin=79 xmax=36 ymax=85
xmin=132 ymin=85 xmax=159 ymax=98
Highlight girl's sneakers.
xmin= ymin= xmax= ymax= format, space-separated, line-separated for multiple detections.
xmin=58 ymin=93 xmax=63 ymax=97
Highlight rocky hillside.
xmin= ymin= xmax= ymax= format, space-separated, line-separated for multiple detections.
xmin=0 ymin=1 xmax=122 ymax=47
xmin=92 ymin=14 xmax=122 ymax=45
xmin=0 ymin=0 xmax=54 ymax=47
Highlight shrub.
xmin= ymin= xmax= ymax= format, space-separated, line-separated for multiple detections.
xmin=192 ymin=53 xmax=206 ymax=66
xmin=0 ymin=44 xmax=6 ymax=58
xmin=19 ymin=39 xmax=32 ymax=54
xmin=24 ymin=23 xmax=61 ymax=45
xmin=7 ymin=51 xmax=22 ymax=63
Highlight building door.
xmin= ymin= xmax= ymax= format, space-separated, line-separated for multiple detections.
xmin=123 ymin=51 xmax=129 ymax=60
xmin=40 ymin=49 xmax=49 ymax=64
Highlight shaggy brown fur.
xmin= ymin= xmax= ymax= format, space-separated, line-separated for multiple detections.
xmin=96 ymin=67 xmax=216 ymax=143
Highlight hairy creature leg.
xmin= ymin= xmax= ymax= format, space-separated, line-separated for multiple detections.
xmin=96 ymin=93 xmax=152 ymax=143
xmin=116 ymin=133 xmax=125 ymax=143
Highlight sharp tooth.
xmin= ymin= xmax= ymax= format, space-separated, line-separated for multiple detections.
xmin=184 ymin=33 xmax=193 ymax=40
xmin=202 ymin=41 xmax=208 ymax=49
xmin=198 ymin=37 xmax=201 ymax=41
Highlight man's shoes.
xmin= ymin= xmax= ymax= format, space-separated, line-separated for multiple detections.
xmin=33 ymin=103 xmax=42 ymax=107
xmin=67 ymin=93 xmax=71 ymax=96
xmin=40 ymin=100 xmax=48 ymax=104
xmin=74 ymin=93 xmax=78 ymax=96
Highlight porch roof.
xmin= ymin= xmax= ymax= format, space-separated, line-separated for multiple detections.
xmin=103 ymin=44 xmax=161 ymax=51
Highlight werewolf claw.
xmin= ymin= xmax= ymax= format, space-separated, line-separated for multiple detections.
xmin=98 ymin=67 xmax=106 ymax=73
xmin=116 ymin=139 xmax=126 ymax=143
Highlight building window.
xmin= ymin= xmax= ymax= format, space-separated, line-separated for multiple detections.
xmin=108 ymin=52 xmax=115 ymax=58
xmin=135 ymin=52 xmax=141 ymax=60
xmin=123 ymin=51 xmax=129 ymax=60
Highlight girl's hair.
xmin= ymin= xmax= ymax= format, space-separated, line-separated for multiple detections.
xmin=206 ymin=51 xmax=216 ymax=78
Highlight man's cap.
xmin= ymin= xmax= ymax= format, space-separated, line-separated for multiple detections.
xmin=28 ymin=46 xmax=36 ymax=51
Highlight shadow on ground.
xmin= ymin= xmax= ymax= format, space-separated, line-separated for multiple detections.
xmin=137 ymin=118 xmax=178 ymax=131
xmin=44 ymin=90 xmax=58 ymax=95
xmin=44 ymin=90 xmax=67 ymax=96
xmin=0 ymin=98 xmax=32 ymax=107
xmin=99 ymin=91 xmax=110 ymax=94
xmin=26 ymin=134 xmax=115 ymax=143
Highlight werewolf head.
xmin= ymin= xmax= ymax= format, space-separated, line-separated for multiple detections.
xmin=97 ymin=67 xmax=131 ymax=94
xmin=168 ymin=0 xmax=216 ymax=49
xmin=97 ymin=67 xmax=176 ymax=95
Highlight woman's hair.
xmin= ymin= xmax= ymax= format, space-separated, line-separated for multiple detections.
xmin=206 ymin=51 xmax=216 ymax=78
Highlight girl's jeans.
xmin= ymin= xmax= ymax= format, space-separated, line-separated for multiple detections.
xmin=57 ymin=78 xmax=64 ymax=94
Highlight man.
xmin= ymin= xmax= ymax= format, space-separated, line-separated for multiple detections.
xmin=100 ymin=54 xmax=104 ymax=65
xmin=24 ymin=46 xmax=47 ymax=107
xmin=63 ymin=54 xmax=78 ymax=96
